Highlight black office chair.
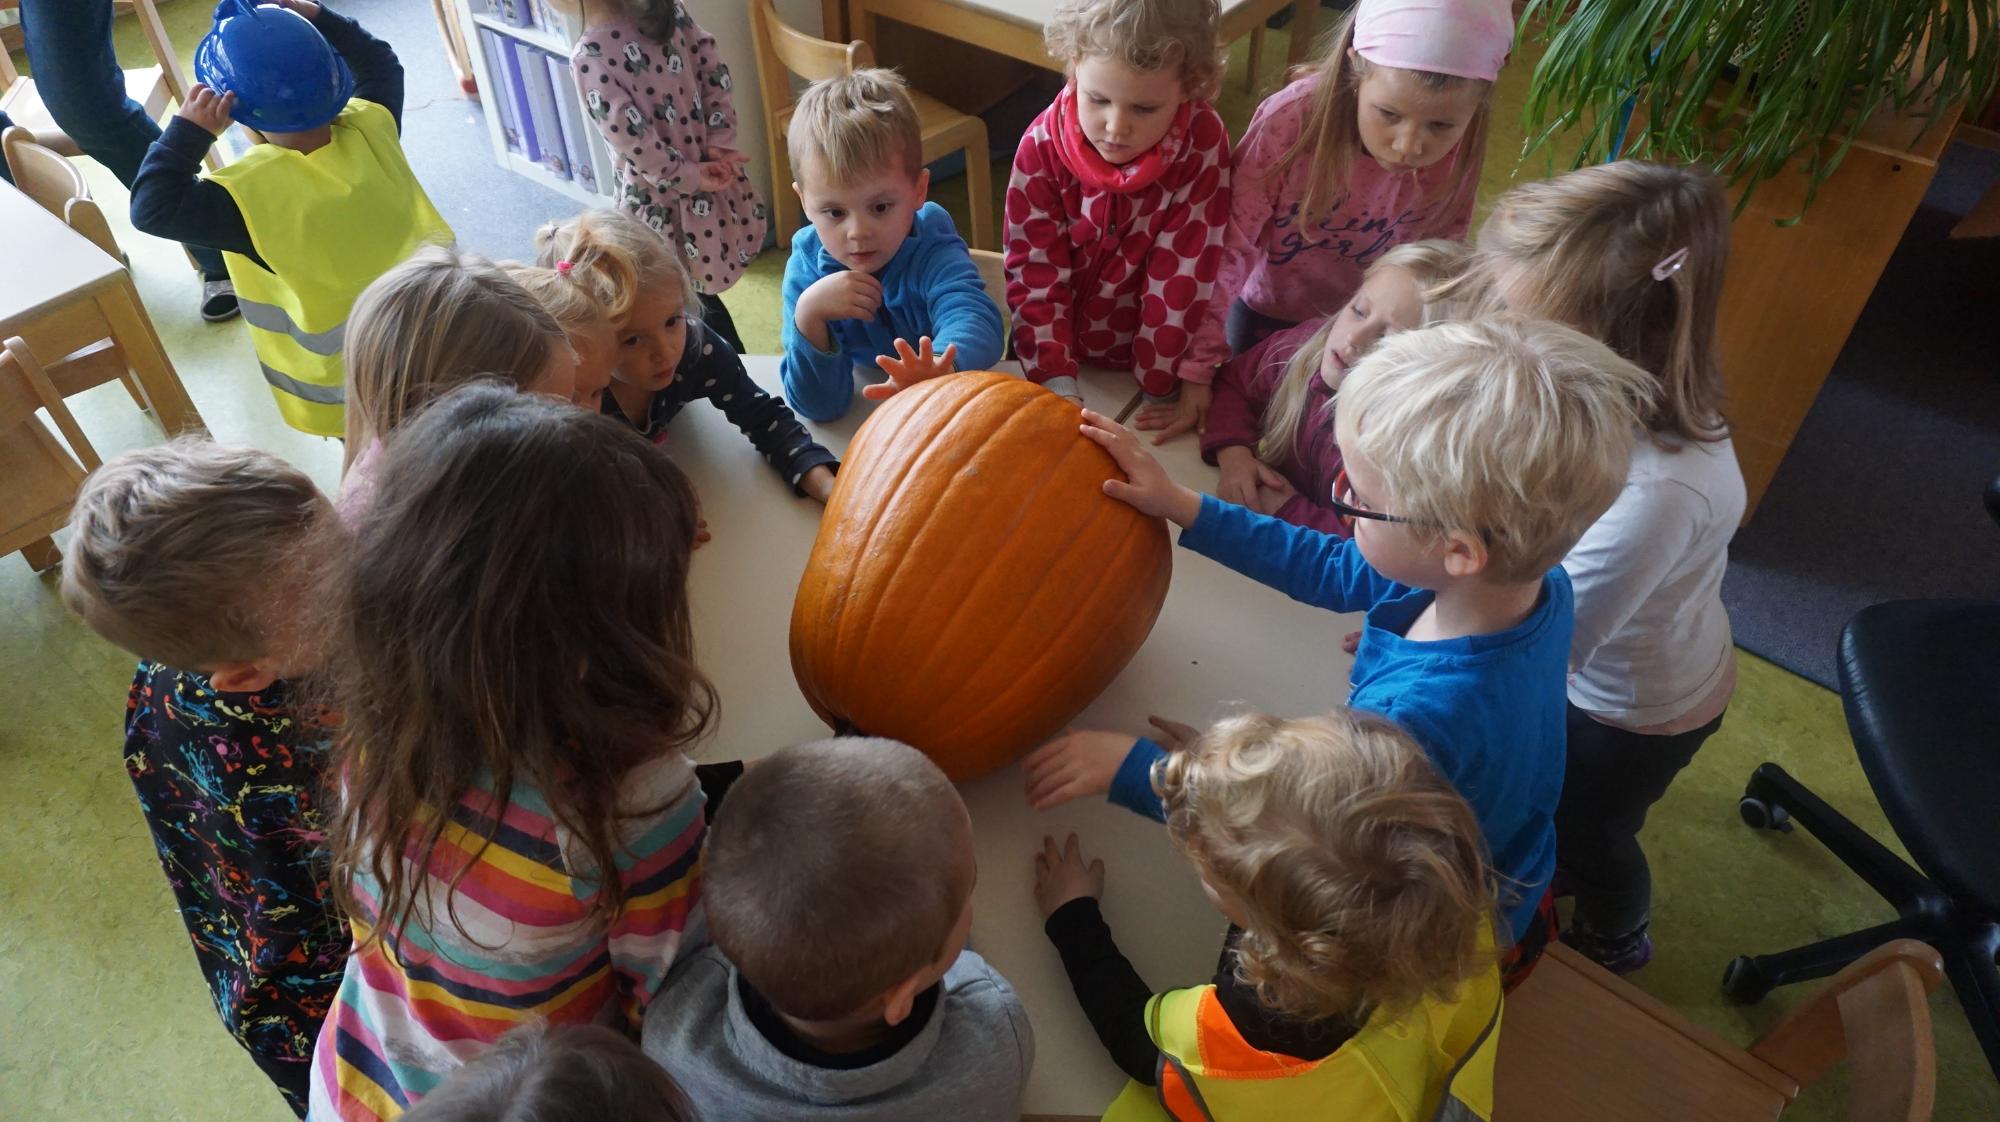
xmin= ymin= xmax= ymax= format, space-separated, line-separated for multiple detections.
xmin=1723 ymin=478 xmax=2000 ymax=1080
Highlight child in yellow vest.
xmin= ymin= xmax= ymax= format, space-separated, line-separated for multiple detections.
xmin=1033 ymin=709 xmax=1504 ymax=1121
xmin=131 ymin=0 xmax=451 ymax=438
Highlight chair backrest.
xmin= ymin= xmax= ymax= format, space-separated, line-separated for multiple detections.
xmin=2 ymin=126 xmax=90 ymax=218
xmin=968 ymin=248 xmax=1011 ymax=359
xmin=0 ymin=336 xmax=102 ymax=558
xmin=1493 ymin=940 xmax=1942 ymax=1122
xmin=750 ymin=0 xmax=874 ymax=129
xmin=63 ymin=196 xmax=125 ymax=262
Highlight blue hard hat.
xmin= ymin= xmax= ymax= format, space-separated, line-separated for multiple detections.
xmin=194 ymin=0 xmax=355 ymax=133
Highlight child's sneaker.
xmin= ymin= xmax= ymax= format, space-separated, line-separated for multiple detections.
xmin=1563 ymin=925 xmax=1653 ymax=974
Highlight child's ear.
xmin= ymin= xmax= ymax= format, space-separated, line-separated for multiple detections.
xmin=791 ymin=181 xmax=803 ymax=201
xmin=879 ymin=969 xmax=930 ymax=1028
xmin=912 ymin=168 xmax=930 ymax=209
xmin=1438 ymin=530 xmax=1490 ymax=580
xmin=208 ymin=659 xmax=280 ymax=694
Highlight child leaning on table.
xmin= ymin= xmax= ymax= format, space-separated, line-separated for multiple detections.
xmin=131 ymin=0 xmax=450 ymax=439
xmin=643 ymin=737 xmax=1034 ymax=1122
xmin=1030 ymin=316 xmax=1657 ymax=986
xmin=336 ymin=245 xmax=574 ymax=519
xmin=779 ymin=68 xmax=1005 ymax=421
xmin=1203 ymin=238 xmax=1469 ymax=534
xmin=1453 ymin=160 xmax=1745 ymax=974
xmin=310 ymin=384 xmax=726 ymax=1119
xmin=1181 ymin=0 xmax=1509 ymax=369
xmin=504 ymin=261 xmax=621 ymax=411
xmin=61 ymin=438 xmax=350 ymax=1118
xmin=1035 ymin=710 xmax=1504 ymax=1121
xmin=542 ymin=208 xmax=840 ymax=504
xmin=568 ymin=0 xmax=766 ymax=353
xmin=1005 ymin=0 xmax=1232 ymax=440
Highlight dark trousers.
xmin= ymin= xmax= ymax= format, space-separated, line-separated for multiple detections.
xmin=1555 ymin=702 xmax=1726 ymax=942
xmin=1224 ymin=298 xmax=1296 ymax=356
xmin=3 ymin=0 xmax=228 ymax=278
xmin=697 ymin=290 xmax=746 ymax=355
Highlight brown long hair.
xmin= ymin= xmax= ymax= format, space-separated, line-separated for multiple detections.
xmin=329 ymin=382 xmax=716 ymax=950
xmin=1454 ymin=160 xmax=1732 ymax=444
xmin=1274 ymin=8 xmax=1492 ymax=228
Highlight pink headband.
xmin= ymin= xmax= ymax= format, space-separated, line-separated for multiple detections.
xmin=1353 ymin=0 xmax=1514 ymax=83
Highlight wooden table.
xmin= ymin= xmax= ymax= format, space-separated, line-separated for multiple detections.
xmin=833 ymin=0 xmax=1319 ymax=75
xmin=0 ymin=180 xmax=202 ymax=435
xmin=682 ymin=358 xmax=1359 ymax=1117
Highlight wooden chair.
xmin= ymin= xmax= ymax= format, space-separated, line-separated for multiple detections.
xmin=968 ymin=246 xmax=1010 ymax=360
xmin=750 ymin=0 xmax=994 ymax=251
xmin=1496 ymin=939 xmax=1944 ymax=1121
xmin=2 ymin=126 xmax=154 ymax=414
xmin=0 ymin=336 xmax=102 ymax=572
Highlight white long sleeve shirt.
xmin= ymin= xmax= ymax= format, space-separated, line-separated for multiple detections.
xmin=1563 ymin=434 xmax=1746 ymax=729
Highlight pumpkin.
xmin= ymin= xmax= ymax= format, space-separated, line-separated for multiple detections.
xmin=790 ymin=372 xmax=1173 ymax=781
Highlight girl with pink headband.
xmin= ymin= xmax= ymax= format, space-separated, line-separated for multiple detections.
xmin=1183 ymin=0 xmax=1513 ymax=381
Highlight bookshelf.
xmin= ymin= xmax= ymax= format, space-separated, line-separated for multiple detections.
xmin=453 ymin=0 xmax=616 ymax=206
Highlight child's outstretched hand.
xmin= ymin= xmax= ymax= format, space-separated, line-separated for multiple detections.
xmin=1033 ymin=833 xmax=1106 ymax=918
xmin=1133 ymin=382 xmax=1211 ymax=445
xmin=864 ymin=336 xmax=958 ymax=400
xmin=1079 ymin=410 xmax=1202 ymax=527
xmin=177 ymin=84 xmax=237 ymax=136
xmin=800 ymin=464 xmax=836 ymax=505
xmin=1023 ymin=728 xmax=1136 ymax=810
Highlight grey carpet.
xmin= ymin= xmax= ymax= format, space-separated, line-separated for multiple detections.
xmin=1721 ymin=141 xmax=2000 ymax=688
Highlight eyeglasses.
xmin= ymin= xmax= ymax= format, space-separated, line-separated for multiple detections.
xmin=1329 ymin=468 xmax=1418 ymax=532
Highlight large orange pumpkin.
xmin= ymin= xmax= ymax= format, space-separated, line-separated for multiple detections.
xmin=790 ymin=372 xmax=1173 ymax=781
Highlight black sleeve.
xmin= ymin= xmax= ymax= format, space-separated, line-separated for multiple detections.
xmin=129 ymin=118 xmax=268 ymax=269
xmin=688 ymin=323 xmax=840 ymax=495
xmin=694 ymin=760 xmax=745 ymax=824
xmin=1044 ymin=897 xmax=1161 ymax=1085
xmin=313 ymin=4 xmax=406 ymax=128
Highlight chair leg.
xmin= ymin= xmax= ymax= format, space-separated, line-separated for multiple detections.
xmin=1940 ymin=921 xmax=2000 ymax=1080
xmin=1741 ymin=762 xmax=1944 ymax=915
xmin=21 ymin=536 xmax=62 ymax=572
xmin=119 ymin=372 xmax=151 ymax=412
xmin=1246 ymin=26 xmax=1264 ymax=92
xmin=1723 ymin=918 xmax=1923 ymax=1003
xmin=962 ymin=127 xmax=994 ymax=252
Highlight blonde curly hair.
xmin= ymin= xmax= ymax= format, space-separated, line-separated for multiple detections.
xmin=1159 ymin=709 xmax=1497 ymax=1023
xmin=1045 ymin=0 xmax=1225 ymax=101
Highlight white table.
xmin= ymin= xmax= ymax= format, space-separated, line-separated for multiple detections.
xmin=679 ymin=358 xmax=1359 ymax=1117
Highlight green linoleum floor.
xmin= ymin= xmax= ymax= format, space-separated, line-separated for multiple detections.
xmin=3 ymin=4 xmax=1994 ymax=1117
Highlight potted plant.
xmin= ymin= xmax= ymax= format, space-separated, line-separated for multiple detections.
xmin=1512 ymin=0 xmax=1998 ymax=513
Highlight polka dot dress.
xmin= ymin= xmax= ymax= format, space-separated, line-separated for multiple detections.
xmin=1003 ymin=88 xmax=1232 ymax=398
xmin=573 ymin=7 xmax=767 ymax=294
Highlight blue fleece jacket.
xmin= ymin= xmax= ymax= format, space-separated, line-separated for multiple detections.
xmin=1109 ymin=495 xmax=1572 ymax=942
xmin=780 ymin=201 xmax=1005 ymax=421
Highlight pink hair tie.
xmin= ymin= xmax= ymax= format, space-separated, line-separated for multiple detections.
xmin=556 ymin=260 xmax=575 ymax=276
xmin=1353 ymin=0 xmax=1514 ymax=83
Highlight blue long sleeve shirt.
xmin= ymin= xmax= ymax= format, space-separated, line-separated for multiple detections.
xmin=779 ymin=201 xmax=1005 ymax=422
xmin=1109 ymin=495 xmax=1573 ymax=941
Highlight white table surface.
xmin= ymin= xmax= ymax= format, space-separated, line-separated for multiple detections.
xmin=679 ymin=358 xmax=1360 ymax=1116
xmin=0 ymin=181 xmax=123 ymax=328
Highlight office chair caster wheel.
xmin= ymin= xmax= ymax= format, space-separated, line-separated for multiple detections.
xmin=1737 ymin=795 xmax=1793 ymax=832
xmin=1722 ymin=955 xmax=1774 ymax=1003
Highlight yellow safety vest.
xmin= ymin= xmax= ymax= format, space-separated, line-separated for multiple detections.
xmin=1101 ymin=934 xmax=1503 ymax=1122
xmin=208 ymin=99 xmax=451 ymax=437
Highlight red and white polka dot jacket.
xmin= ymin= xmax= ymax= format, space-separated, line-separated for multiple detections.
xmin=1003 ymin=86 xmax=1232 ymax=400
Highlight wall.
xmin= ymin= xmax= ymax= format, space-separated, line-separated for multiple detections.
xmin=683 ymin=0 xmax=822 ymax=229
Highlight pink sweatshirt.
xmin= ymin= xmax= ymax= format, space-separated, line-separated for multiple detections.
xmin=1199 ymin=317 xmax=1350 ymax=536
xmin=1185 ymin=76 xmax=1477 ymax=375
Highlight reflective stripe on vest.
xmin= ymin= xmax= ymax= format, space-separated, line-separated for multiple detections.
xmin=209 ymin=97 xmax=452 ymax=437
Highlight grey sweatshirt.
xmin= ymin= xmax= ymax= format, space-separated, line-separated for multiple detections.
xmin=642 ymin=947 xmax=1034 ymax=1121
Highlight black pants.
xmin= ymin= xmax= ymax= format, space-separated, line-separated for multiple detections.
xmin=1555 ymin=703 xmax=1725 ymax=944
xmin=698 ymin=290 xmax=746 ymax=355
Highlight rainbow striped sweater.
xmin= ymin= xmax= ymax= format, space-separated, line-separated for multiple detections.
xmin=307 ymin=754 xmax=705 ymax=1120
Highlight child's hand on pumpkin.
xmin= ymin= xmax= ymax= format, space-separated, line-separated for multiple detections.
xmin=1079 ymin=410 xmax=1202 ymax=527
xmin=1133 ymin=382 xmax=1211 ymax=445
xmin=176 ymin=84 xmax=237 ymax=136
xmin=800 ymin=465 xmax=836 ymax=504
xmin=864 ymin=336 xmax=958 ymax=400
xmin=1023 ymin=728 xmax=1136 ymax=810
xmin=1033 ymin=833 xmax=1106 ymax=918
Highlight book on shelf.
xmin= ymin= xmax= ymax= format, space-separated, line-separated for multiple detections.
xmin=496 ymin=38 xmax=542 ymax=165
xmin=518 ymin=42 xmax=571 ymax=179
xmin=547 ymin=54 xmax=599 ymax=194
xmin=478 ymin=27 xmax=525 ymax=155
